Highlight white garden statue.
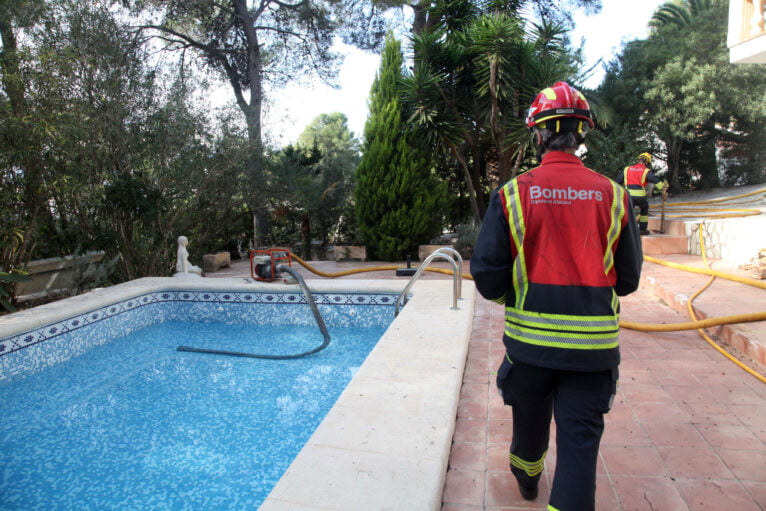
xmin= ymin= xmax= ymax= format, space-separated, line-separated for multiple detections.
xmin=174 ymin=235 xmax=203 ymax=277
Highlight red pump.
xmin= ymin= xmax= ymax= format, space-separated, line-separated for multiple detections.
xmin=250 ymin=248 xmax=292 ymax=282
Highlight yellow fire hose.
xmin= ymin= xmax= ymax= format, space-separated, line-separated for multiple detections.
xmin=649 ymin=186 xmax=766 ymax=219
xmin=623 ymin=226 xmax=766 ymax=383
xmin=689 ymin=223 xmax=765 ymax=383
xmin=286 ymin=188 xmax=766 ymax=381
xmin=291 ymin=251 xmax=765 ymax=380
xmin=659 ymin=209 xmax=761 ymax=219
xmin=288 ymin=252 xmax=474 ymax=280
xmin=641 ymin=186 xmax=766 ymax=381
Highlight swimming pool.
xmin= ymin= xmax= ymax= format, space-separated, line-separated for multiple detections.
xmin=1 ymin=290 xmax=394 ymax=508
xmin=0 ymin=276 xmax=476 ymax=510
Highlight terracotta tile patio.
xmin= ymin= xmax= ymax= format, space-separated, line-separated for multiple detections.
xmin=442 ymin=260 xmax=766 ymax=511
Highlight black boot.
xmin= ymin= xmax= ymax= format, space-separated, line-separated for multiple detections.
xmin=517 ymin=480 xmax=538 ymax=501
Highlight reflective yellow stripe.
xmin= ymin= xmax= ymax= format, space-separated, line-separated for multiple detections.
xmin=510 ymin=450 xmax=547 ymax=477
xmin=603 ymin=182 xmax=621 ymax=275
xmin=508 ymin=307 xmax=619 ymax=329
xmin=504 ymin=326 xmax=619 ymax=349
xmin=606 ymin=187 xmax=625 ymax=315
xmin=502 ymin=182 xmax=528 ymax=308
xmin=505 ymin=306 xmax=619 ymax=349
xmin=548 ymin=506 xmax=561 ymax=511
xmin=603 ymin=181 xmax=626 ymax=277
xmin=504 ymin=327 xmax=619 ymax=349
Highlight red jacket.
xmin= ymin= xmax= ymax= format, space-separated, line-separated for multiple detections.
xmin=620 ymin=163 xmax=658 ymax=197
xmin=471 ymin=151 xmax=642 ymax=371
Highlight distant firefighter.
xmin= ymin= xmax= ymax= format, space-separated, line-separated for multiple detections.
xmin=616 ymin=152 xmax=659 ymax=235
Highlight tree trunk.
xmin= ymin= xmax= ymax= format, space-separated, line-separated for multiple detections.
xmin=301 ymin=215 xmax=311 ymax=260
xmin=410 ymin=0 xmax=439 ymax=36
xmin=0 ymin=20 xmax=25 ymax=113
xmin=411 ymin=0 xmax=428 ymax=35
xmin=0 ymin=18 xmax=46 ymax=274
xmin=233 ymin=0 xmax=267 ymax=246
xmin=667 ymin=136 xmax=683 ymax=194
xmin=449 ymin=142 xmax=483 ymax=222
xmin=469 ymin=142 xmax=487 ymax=217
xmin=698 ymin=120 xmax=719 ymax=190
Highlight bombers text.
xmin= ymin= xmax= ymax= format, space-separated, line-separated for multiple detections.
xmin=529 ymin=185 xmax=604 ymax=202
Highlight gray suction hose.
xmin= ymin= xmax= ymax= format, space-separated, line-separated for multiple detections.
xmin=277 ymin=264 xmax=330 ymax=341
xmin=177 ymin=264 xmax=331 ymax=359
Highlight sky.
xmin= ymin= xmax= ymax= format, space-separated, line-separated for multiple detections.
xmin=261 ymin=0 xmax=667 ymax=146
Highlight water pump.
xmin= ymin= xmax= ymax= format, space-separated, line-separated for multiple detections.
xmin=250 ymin=248 xmax=296 ymax=283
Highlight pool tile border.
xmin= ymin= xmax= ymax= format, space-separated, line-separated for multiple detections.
xmin=0 ymin=290 xmax=396 ymax=359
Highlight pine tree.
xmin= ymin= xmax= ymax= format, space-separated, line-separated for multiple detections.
xmin=355 ymin=33 xmax=446 ymax=261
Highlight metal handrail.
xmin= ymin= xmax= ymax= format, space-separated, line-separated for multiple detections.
xmin=432 ymin=246 xmax=464 ymax=300
xmin=394 ymin=251 xmax=460 ymax=316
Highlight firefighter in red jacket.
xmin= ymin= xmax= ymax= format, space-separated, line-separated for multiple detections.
xmin=470 ymin=82 xmax=642 ymax=510
xmin=616 ymin=153 xmax=659 ymax=235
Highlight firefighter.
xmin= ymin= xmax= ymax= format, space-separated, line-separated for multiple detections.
xmin=470 ymin=82 xmax=642 ymax=510
xmin=616 ymin=153 xmax=659 ymax=235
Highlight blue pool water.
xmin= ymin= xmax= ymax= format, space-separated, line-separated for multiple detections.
xmin=0 ymin=292 xmax=393 ymax=510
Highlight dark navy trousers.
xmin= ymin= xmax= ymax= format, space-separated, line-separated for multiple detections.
xmin=630 ymin=194 xmax=650 ymax=231
xmin=496 ymin=355 xmax=617 ymax=511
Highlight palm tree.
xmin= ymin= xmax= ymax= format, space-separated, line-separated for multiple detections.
xmin=650 ymin=0 xmax=721 ymax=29
xmin=400 ymin=6 xmax=579 ymax=222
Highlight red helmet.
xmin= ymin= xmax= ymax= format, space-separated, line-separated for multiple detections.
xmin=525 ymin=82 xmax=594 ymax=130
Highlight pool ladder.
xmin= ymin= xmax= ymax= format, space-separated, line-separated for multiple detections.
xmin=394 ymin=247 xmax=463 ymax=316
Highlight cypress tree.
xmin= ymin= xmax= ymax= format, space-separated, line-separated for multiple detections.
xmin=355 ymin=33 xmax=446 ymax=261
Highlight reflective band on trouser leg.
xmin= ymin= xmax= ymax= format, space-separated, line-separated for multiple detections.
xmin=504 ymin=307 xmax=619 ymax=349
xmin=510 ymin=451 xmax=546 ymax=477
xmin=639 ymin=214 xmax=649 ymax=222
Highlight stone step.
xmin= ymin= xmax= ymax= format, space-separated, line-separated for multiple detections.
xmin=640 ymin=254 xmax=766 ymax=368
xmin=647 ymin=216 xmax=686 ymax=236
xmin=640 ymin=232 xmax=688 ymax=256
xmin=639 ymin=216 xmax=688 ymax=256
